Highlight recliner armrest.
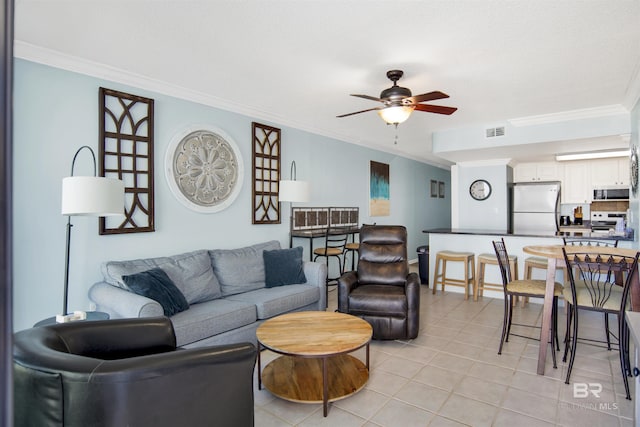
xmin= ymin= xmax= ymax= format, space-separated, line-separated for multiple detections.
xmin=337 ymin=271 xmax=358 ymax=312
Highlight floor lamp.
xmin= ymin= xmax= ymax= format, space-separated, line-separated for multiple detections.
xmin=279 ymin=160 xmax=310 ymax=206
xmin=58 ymin=145 xmax=124 ymax=322
xmin=279 ymin=160 xmax=310 ymax=238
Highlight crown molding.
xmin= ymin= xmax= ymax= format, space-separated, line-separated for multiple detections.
xmin=13 ymin=41 xmax=450 ymax=169
xmin=508 ymin=104 xmax=629 ymax=127
xmin=456 ymin=158 xmax=512 ymax=167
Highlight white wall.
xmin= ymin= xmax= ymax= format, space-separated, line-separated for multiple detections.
xmin=630 ymin=98 xmax=640 ymax=241
xmin=12 ymin=59 xmax=452 ymax=330
xmin=454 ymin=160 xmax=511 ymax=230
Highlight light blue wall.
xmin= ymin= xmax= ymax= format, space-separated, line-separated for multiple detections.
xmin=12 ymin=59 xmax=451 ymax=331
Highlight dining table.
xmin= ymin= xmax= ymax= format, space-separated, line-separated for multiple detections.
xmin=522 ymin=244 xmax=640 ymax=376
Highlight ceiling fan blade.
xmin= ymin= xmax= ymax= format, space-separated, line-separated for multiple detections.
xmin=414 ymin=104 xmax=457 ymax=115
xmin=336 ymin=107 xmax=382 ymax=118
xmin=408 ymin=91 xmax=449 ymax=104
xmin=350 ymin=94 xmax=383 ymax=102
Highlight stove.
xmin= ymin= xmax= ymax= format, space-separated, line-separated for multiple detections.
xmin=590 ymin=211 xmax=626 ymax=232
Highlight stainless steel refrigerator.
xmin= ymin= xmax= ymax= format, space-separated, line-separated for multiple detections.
xmin=511 ymin=181 xmax=561 ymax=233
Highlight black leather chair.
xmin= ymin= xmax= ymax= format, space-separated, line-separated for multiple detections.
xmin=13 ymin=317 xmax=257 ymax=427
xmin=337 ymin=225 xmax=420 ymax=340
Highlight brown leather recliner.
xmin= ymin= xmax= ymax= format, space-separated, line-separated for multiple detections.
xmin=337 ymin=225 xmax=420 ymax=339
xmin=13 ymin=317 xmax=257 ymax=427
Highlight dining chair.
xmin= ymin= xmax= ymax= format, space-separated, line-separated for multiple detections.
xmin=563 ymin=238 xmax=619 ymax=350
xmin=561 ymin=249 xmax=639 ymax=400
xmin=493 ymin=239 xmax=563 ymax=365
xmin=313 ymin=226 xmax=349 ymax=298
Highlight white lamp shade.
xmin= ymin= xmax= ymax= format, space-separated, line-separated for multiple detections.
xmin=378 ymin=105 xmax=415 ymax=124
xmin=61 ymin=176 xmax=125 ymax=216
xmin=279 ymin=180 xmax=310 ymax=202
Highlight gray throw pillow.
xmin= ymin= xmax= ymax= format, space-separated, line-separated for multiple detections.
xmin=263 ymin=246 xmax=307 ymax=288
xmin=210 ymin=240 xmax=281 ymax=296
xmin=123 ymin=268 xmax=189 ymax=316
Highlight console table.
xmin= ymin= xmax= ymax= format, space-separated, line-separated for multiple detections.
xmin=289 ymin=206 xmax=359 ymax=260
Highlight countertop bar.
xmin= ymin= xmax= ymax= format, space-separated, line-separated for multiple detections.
xmin=423 ymin=228 xmax=634 ymax=241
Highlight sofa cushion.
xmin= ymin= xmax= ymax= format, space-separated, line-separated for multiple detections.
xmin=122 ymin=268 xmax=189 ymax=316
xmin=263 ymin=246 xmax=307 ymax=288
xmin=101 ymin=250 xmax=221 ymax=304
xmin=210 ymin=240 xmax=281 ymax=296
xmin=225 ymin=284 xmax=320 ymax=319
xmin=169 ymin=299 xmax=257 ymax=347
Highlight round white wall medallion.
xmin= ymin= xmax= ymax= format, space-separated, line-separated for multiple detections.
xmin=165 ymin=125 xmax=244 ymax=213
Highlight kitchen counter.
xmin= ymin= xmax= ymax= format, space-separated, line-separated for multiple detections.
xmin=424 ymin=229 xmax=636 ymax=299
xmin=423 ymin=228 xmax=634 ymax=241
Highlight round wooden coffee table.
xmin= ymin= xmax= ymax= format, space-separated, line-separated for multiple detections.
xmin=256 ymin=311 xmax=373 ymax=417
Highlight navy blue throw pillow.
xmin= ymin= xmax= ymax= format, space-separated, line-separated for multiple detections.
xmin=123 ymin=268 xmax=189 ymax=316
xmin=263 ymin=246 xmax=307 ymax=288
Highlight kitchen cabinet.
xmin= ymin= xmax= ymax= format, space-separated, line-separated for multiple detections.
xmin=561 ymin=161 xmax=591 ymax=204
xmin=591 ymin=158 xmax=629 ymax=186
xmin=514 ymin=162 xmax=561 ymax=182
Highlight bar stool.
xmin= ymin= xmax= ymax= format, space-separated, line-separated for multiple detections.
xmin=343 ymin=223 xmax=375 ymax=272
xmin=474 ymin=253 xmax=518 ymax=301
xmin=432 ymin=250 xmax=475 ymax=300
xmin=343 ymin=241 xmax=359 ymax=271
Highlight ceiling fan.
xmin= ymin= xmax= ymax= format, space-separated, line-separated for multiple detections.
xmin=337 ymin=70 xmax=457 ymax=125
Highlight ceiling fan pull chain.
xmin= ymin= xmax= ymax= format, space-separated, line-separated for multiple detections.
xmin=394 ymin=123 xmax=399 ymax=145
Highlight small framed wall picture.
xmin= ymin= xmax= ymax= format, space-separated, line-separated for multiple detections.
xmin=430 ymin=180 xmax=438 ymax=198
xmin=438 ymin=181 xmax=445 ymax=198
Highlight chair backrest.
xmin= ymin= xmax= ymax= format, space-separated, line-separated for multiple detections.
xmin=323 ymin=226 xmax=348 ymax=252
xmin=357 ymin=225 xmax=408 ymax=286
xmin=562 ymin=249 xmax=639 ymax=310
xmin=492 ymin=238 xmax=513 ymax=287
xmin=563 ymin=238 xmax=618 ymax=248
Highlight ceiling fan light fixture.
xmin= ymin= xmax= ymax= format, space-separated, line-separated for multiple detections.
xmin=378 ymin=105 xmax=415 ymax=124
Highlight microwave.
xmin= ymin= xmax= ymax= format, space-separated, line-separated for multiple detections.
xmin=592 ymin=186 xmax=629 ymax=201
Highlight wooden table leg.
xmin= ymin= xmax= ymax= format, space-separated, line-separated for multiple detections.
xmin=537 ymin=257 xmax=557 ymax=375
xmin=257 ymin=344 xmax=263 ymax=390
xmin=322 ymin=357 xmax=328 ymax=417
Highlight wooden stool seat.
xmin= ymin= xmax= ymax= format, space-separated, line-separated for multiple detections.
xmin=524 ymin=256 xmax=568 ymax=281
xmin=432 ymin=251 xmax=475 ymax=300
xmin=474 ymin=253 xmax=518 ymax=301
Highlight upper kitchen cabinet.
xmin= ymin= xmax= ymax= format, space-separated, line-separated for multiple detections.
xmin=514 ymin=162 xmax=562 ymax=182
xmin=590 ymin=158 xmax=629 ymax=186
xmin=562 ymin=161 xmax=591 ymax=204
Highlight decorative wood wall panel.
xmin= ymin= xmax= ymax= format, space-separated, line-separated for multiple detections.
xmin=99 ymin=87 xmax=155 ymax=234
xmin=252 ymin=122 xmax=281 ymax=224
xmin=291 ymin=207 xmax=359 ymax=231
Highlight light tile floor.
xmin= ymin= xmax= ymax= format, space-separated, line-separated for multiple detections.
xmin=254 ymin=267 xmax=636 ymax=426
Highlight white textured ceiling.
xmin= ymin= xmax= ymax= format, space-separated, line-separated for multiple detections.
xmin=14 ymin=0 xmax=640 ymax=168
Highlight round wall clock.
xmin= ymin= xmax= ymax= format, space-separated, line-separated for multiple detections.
xmin=631 ymin=147 xmax=638 ymax=194
xmin=165 ymin=124 xmax=244 ymax=213
xmin=469 ymin=179 xmax=492 ymax=201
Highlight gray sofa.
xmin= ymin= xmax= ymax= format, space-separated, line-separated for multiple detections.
xmin=89 ymin=240 xmax=327 ymax=348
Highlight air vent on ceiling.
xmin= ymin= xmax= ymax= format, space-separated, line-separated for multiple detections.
xmin=485 ymin=126 xmax=505 ymax=138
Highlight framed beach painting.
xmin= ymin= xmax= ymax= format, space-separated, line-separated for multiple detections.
xmin=369 ymin=161 xmax=390 ymax=216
